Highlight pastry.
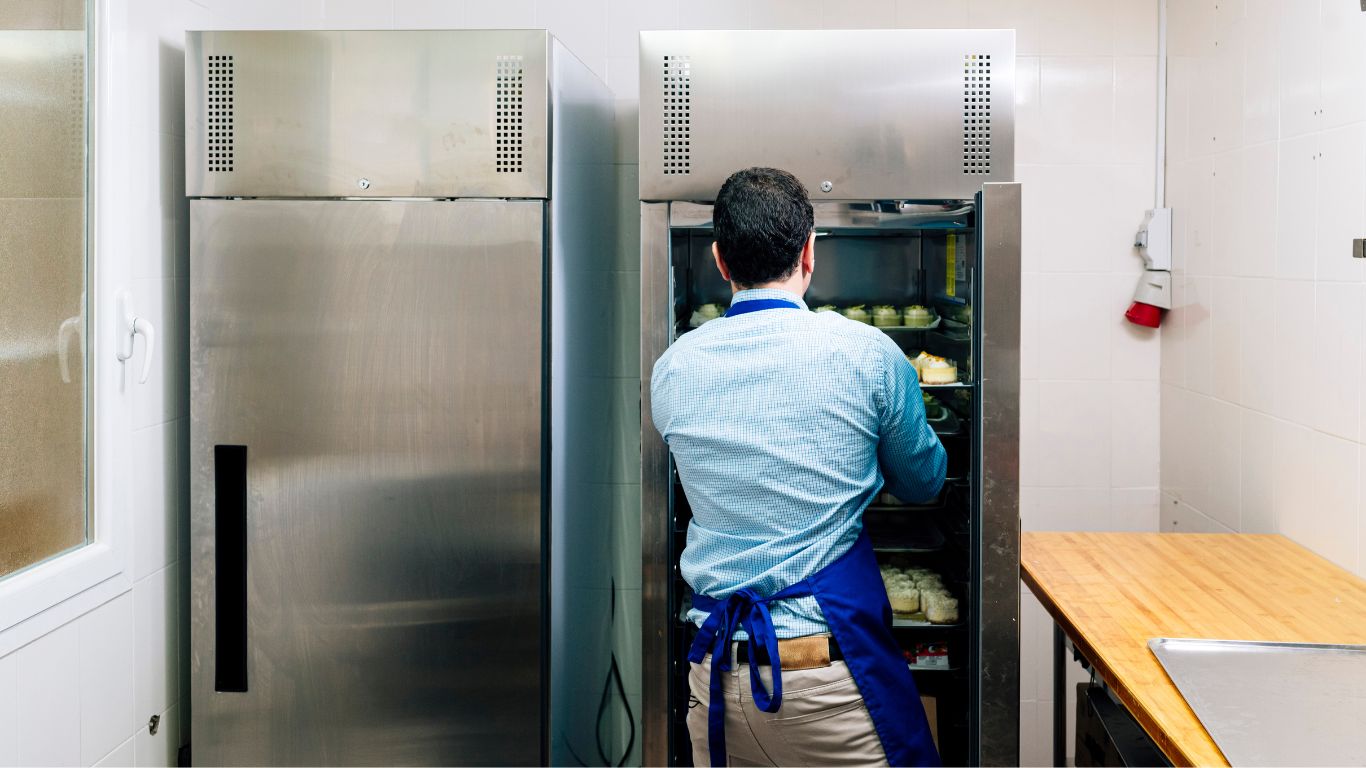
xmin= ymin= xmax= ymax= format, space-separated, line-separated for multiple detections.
xmin=689 ymin=303 xmax=725 ymax=327
xmin=923 ymin=591 xmax=959 ymax=624
xmin=842 ymin=305 xmax=871 ymax=324
xmin=872 ymin=305 xmax=901 ymax=327
xmin=903 ymin=305 xmax=934 ymax=328
xmin=814 ymin=305 xmax=838 ymax=313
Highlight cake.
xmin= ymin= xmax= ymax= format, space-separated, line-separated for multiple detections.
xmin=813 ymin=305 xmax=838 ymax=313
xmin=910 ymin=351 xmax=958 ymax=385
xmin=903 ymin=305 xmax=935 ymax=328
xmin=689 ymin=303 xmax=725 ymax=327
xmin=888 ymin=586 xmax=920 ymax=615
xmin=842 ymin=305 xmax=871 ymax=324
xmin=914 ymin=575 xmax=944 ymax=591
xmin=872 ymin=305 xmax=901 ymax=327
xmin=921 ymin=359 xmax=958 ymax=385
xmin=923 ymin=591 xmax=959 ymax=624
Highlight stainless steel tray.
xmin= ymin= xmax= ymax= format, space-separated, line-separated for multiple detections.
xmin=1149 ymin=637 xmax=1366 ymax=766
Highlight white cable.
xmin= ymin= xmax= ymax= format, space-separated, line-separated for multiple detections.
xmin=1155 ymin=0 xmax=1168 ymax=209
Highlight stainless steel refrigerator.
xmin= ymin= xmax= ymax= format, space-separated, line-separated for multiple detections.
xmin=185 ymin=30 xmax=618 ymax=766
xmin=637 ymin=30 xmax=1022 ymax=766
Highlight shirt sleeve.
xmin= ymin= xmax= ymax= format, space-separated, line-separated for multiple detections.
xmin=873 ymin=337 xmax=948 ymax=503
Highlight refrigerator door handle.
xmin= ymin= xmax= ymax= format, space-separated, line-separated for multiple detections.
xmin=215 ymin=444 xmax=249 ymax=692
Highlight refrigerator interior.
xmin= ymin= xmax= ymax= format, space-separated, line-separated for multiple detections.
xmin=662 ymin=201 xmax=983 ymax=766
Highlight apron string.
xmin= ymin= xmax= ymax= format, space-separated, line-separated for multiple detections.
xmin=690 ymin=580 xmax=814 ymax=767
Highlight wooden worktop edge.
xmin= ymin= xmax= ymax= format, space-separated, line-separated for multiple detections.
xmin=1020 ymin=558 xmax=1209 ymax=768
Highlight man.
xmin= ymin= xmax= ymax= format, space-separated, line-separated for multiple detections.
xmin=651 ymin=167 xmax=947 ymax=767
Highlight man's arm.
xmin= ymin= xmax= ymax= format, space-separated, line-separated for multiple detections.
xmin=874 ymin=338 xmax=948 ymax=503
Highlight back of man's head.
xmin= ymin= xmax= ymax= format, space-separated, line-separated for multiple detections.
xmin=713 ymin=167 xmax=814 ymax=287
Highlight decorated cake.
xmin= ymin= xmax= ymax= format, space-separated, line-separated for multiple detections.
xmin=903 ymin=305 xmax=935 ymax=328
xmin=872 ymin=305 xmax=901 ymax=327
xmin=841 ymin=305 xmax=871 ymax=324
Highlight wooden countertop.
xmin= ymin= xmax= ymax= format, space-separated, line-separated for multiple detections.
xmin=1021 ymin=532 xmax=1366 ymax=767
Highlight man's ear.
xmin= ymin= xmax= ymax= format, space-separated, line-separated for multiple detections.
xmin=712 ymin=242 xmax=733 ymax=282
xmin=801 ymin=232 xmax=816 ymax=276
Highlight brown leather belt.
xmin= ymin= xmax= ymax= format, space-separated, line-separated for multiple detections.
xmin=735 ymin=634 xmax=844 ymax=670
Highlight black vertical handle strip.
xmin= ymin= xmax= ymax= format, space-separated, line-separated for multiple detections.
xmin=215 ymin=444 xmax=248 ymax=692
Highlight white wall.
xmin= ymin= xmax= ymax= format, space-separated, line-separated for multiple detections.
xmin=1 ymin=1 xmax=1161 ymax=766
xmin=1162 ymin=0 xmax=1366 ymax=575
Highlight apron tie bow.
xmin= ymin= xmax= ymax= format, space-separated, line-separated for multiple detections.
xmin=689 ymin=582 xmax=813 ymax=766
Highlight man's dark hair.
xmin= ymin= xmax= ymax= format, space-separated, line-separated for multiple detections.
xmin=713 ymin=167 xmax=814 ymax=287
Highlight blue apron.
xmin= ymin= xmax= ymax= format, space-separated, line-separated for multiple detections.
xmin=689 ymin=531 xmax=941 ymax=767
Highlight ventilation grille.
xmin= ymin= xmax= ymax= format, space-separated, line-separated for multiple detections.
xmin=496 ymin=56 xmax=524 ymax=173
xmin=962 ymin=54 xmax=991 ymax=175
xmin=662 ymin=55 xmax=690 ymax=175
xmin=207 ymin=54 xmax=234 ymax=173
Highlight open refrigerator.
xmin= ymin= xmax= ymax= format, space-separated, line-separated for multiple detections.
xmin=638 ymin=30 xmax=1022 ymax=766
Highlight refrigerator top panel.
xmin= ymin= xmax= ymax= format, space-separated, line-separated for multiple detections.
xmin=185 ymin=30 xmax=550 ymax=199
xmin=638 ymin=29 xmax=1015 ymax=202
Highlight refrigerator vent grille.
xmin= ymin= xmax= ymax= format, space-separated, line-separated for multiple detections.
xmin=207 ymin=54 xmax=234 ymax=173
xmin=962 ymin=54 xmax=991 ymax=175
xmin=496 ymin=56 xmax=524 ymax=173
xmin=662 ymin=55 xmax=690 ymax=175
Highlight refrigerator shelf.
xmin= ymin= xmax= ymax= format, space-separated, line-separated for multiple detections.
xmin=919 ymin=381 xmax=972 ymax=391
xmin=890 ymin=609 xmax=967 ymax=628
xmin=874 ymin=317 xmax=942 ymax=331
xmin=890 ymin=612 xmax=967 ymax=625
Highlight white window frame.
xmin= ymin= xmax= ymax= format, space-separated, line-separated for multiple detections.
xmin=0 ymin=0 xmax=133 ymax=656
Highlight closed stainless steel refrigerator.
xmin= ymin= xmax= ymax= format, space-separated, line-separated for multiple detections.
xmin=185 ymin=30 xmax=617 ymax=766
xmin=638 ymin=30 xmax=1021 ymax=766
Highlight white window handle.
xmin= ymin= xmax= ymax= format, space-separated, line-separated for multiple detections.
xmin=58 ymin=316 xmax=80 ymax=383
xmin=57 ymin=291 xmax=86 ymax=384
xmin=115 ymin=289 xmax=156 ymax=384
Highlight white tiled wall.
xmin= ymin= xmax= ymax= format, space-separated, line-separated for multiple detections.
xmin=1162 ymin=0 xmax=1366 ymax=580
xmin=2 ymin=2 xmax=1162 ymax=766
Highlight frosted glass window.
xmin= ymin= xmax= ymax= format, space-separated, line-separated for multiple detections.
xmin=0 ymin=0 xmax=89 ymax=578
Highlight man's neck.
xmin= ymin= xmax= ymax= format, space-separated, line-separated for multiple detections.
xmin=731 ymin=277 xmax=805 ymax=297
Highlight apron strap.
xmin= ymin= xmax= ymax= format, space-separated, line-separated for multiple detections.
xmin=723 ymin=298 xmax=802 ymax=318
xmin=689 ymin=580 xmax=813 ymax=767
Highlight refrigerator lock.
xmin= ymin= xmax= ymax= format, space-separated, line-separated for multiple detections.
xmin=357 ymin=178 xmax=371 ymax=190
xmin=819 ymin=180 xmax=833 ymax=193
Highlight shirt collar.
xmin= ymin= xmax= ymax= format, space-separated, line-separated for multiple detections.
xmin=729 ymin=288 xmax=808 ymax=311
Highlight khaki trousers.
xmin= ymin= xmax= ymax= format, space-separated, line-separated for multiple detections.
xmin=686 ymin=644 xmax=889 ymax=767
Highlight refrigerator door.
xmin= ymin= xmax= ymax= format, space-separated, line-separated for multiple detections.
xmin=189 ymin=199 xmax=545 ymax=766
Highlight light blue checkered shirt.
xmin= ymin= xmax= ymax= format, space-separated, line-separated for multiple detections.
xmin=651 ymin=288 xmax=948 ymax=639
